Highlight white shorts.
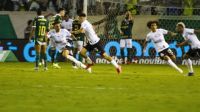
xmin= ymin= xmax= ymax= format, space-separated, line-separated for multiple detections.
xmin=37 ymin=41 xmax=47 ymax=45
xmin=120 ymin=39 xmax=132 ymax=48
xmin=73 ymin=41 xmax=83 ymax=50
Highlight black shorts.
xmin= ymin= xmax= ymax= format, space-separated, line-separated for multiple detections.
xmin=158 ymin=48 xmax=174 ymax=59
xmin=84 ymin=40 xmax=105 ymax=55
xmin=186 ymin=48 xmax=200 ymax=58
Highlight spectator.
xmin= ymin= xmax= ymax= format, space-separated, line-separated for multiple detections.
xmin=24 ymin=19 xmax=33 ymax=39
xmin=29 ymin=0 xmax=40 ymax=11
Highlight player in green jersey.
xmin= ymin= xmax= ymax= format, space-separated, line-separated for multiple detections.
xmin=29 ymin=9 xmax=49 ymax=70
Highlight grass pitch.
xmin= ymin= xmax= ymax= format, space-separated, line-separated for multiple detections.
xmin=0 ymin=62 xmax=200 ymax=112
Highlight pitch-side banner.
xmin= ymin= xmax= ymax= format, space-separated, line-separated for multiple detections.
xmin=0 ymin=39 xmax=199 ymax=65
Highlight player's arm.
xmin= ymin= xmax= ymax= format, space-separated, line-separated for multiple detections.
xmin=194 ymin=29 xmax=200 ymax=34
xmin=176 ymin=40 xmax=189 ymax=47
xmin=142 ymin=39 xmax=148 ymax=54
xmin=167 ymin=31 xmax=178 ymax=37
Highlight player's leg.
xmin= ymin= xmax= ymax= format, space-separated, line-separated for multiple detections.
xmin=80 ymin=46 xmax=93 ymax=65
xmin=72 ymin=41 xmax=78 ymax=68
xmin=62 ymin=49 xmax=91 ymax=72
xmin=184 ymin=49 xmax=194 ymax=76
xmin=160 ymin=50 xmax=183 ymax=73
xmin=35 ymin=44 xmax=41 ymax=70
xmin=126 ymin=39 xmax=133 ymax=64
xmin=41 ymin=44 xmax=47 ymax=70
xmin=77 ymin=41 xmax=84 ymax=62
xmin=120 ymin=39 xmax=125 ymax=64
xmin=95 ymin=41 xmax=121 ymax=74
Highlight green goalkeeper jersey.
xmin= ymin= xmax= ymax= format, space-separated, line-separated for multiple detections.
xmin=33 ymin=16 xmax=49 ymax=42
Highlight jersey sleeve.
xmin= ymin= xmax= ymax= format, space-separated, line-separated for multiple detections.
xmin=47 ymin=30 xmax=53 ymax=38
xmin=64 ymin=29 xmax=71 ymax=39
xmin=81 ymin=22 xmax=87 ymax=30
xmin=146 ymin=34 xmax=150 ymax=42
xmin=185 ymin=28 xmax=194 ymax=34
xmin=160 ymin=29 xmax=168 ymax=35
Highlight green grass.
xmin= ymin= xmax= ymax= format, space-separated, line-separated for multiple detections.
xmin=0 ymin=62 xmax=200 ymax=112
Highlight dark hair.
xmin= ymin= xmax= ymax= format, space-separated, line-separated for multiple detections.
xmin=37 ymin=9 xmax=42 ymax=15
xmin=147 ymin=20 xmax=159 ymax=29
xmin=53 ymin=20 xmax=61 ymax=25
xmin=57 ymin=8 xmax=65 ymax=13
xmin=77 ymin=9 xmax=83 ymax=15
xmin=27 ymin=20 xmax=33 ymax=25
xmin=78 ymin=13 xmax=86 ymax=17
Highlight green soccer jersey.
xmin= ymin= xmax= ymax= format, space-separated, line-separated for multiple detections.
xmin=120 ymin=19 xmax=133 ymax=39
xmin=72 ymin=19 xmax=84 ymax=41
xmin=33 ymin=16 xmax=49 ymax=42
xmin=49 ymin=14 xmax=62 ymax=29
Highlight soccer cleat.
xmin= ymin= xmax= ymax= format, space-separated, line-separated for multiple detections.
xmin=86 ymin=63 xmax=94 ymax=69
xmin=53 ymin=63 xmax=61 ymax=69
xmin=72 ymin=65 xmax=78 ymax=69
xmin=188 ymin=72 xmax=194 ymax=76
xmin=116 ymin=66 xmax=122 ymax=74
xmin=86 ymin=67 xmax=92 ymax=73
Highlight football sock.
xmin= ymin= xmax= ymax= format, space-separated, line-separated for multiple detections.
xmin=111 ymin=59 xmax=119 ymax=68
xmin=41 ymin=53 xmax=47 ymax=67
xmin=86 ymin=57 xmax=93 ymax=64
xmin=127 ymin=48 xmax=132 ymax=62
xmin=50 ymin=49 xmax=56 ymax=63
xmin=186 ymin=58 xmax=194 ymax=73
xmin=67 ymin=55 xmax=86 ymax=69
xmin=120 ymin=48 xmax=125 ymax=61
xmin=167 ymin=59 xmax=182 ymax=73
xmin=35 ymin=53 xmax=40 ymax=67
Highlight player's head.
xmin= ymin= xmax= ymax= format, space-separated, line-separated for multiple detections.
xmin=53 ymin=21 xmax=61 ymax=31
xmin=125 ymin=10 xmax=131 ymax=19
xmin=147 ymin=20 xmax=159 ymax=31
xmin=64 ymin=13 xmax=70 ymax=21
xmin=78 ymin=13 xmax=86 ymax=23
xmin=36 ymin=9 xmax=42 ymax=16
xmin=176 ymin=22 xmax=185 ymax=33
xmin=58 ymin=8 xmax=65 ymax=17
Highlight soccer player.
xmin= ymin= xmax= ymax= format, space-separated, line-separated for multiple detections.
xmin=47 ymin=21 xmax=91 ymax=73
xmin=143 ymin=20 xmax=183 ymax=74
xmin=49 ymin=8 xmax=65 ymax=69
xmin=120 ymin=10 xmax=134 ymax=64
xmin=71 ymin=16 xmax=84 ymax=69
xmin=29 ymin=9 xmax=49 ymax=70
xmin=176 ymin=22 xmax=200 ymax=76
xmin=77 ymin=13 xmax=122 ymax=74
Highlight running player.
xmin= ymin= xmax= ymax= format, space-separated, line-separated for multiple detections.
xmin=77 ymin=13 xmax=122 ymax=74
xmin=29 ymin=9 xmax=49 ymax=70
xmin=47 ymin=21 xmax=91 ymax=73
xmin=143 ymin=20 xmax=183 ymax=74
xmin=49 ymin=8 xmax=65 ymax=69
xmin=176 ymin=22 xmax=200 ymax=76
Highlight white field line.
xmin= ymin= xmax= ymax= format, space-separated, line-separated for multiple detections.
xmin=32 ymin=85 xmax=126 ymax=90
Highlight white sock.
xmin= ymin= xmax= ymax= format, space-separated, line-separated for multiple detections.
xmin=167 ymin=59 xmax=183 ymax=73
xmin=86 ymin=57 xmax=93 ymax=64
xmin=111 ymin=59 xmax=119 ymax=68
xmin=186 ymin=59 xmax=193 ymax=73
xmin=67 ymin=55 xmax=86 ymax=69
